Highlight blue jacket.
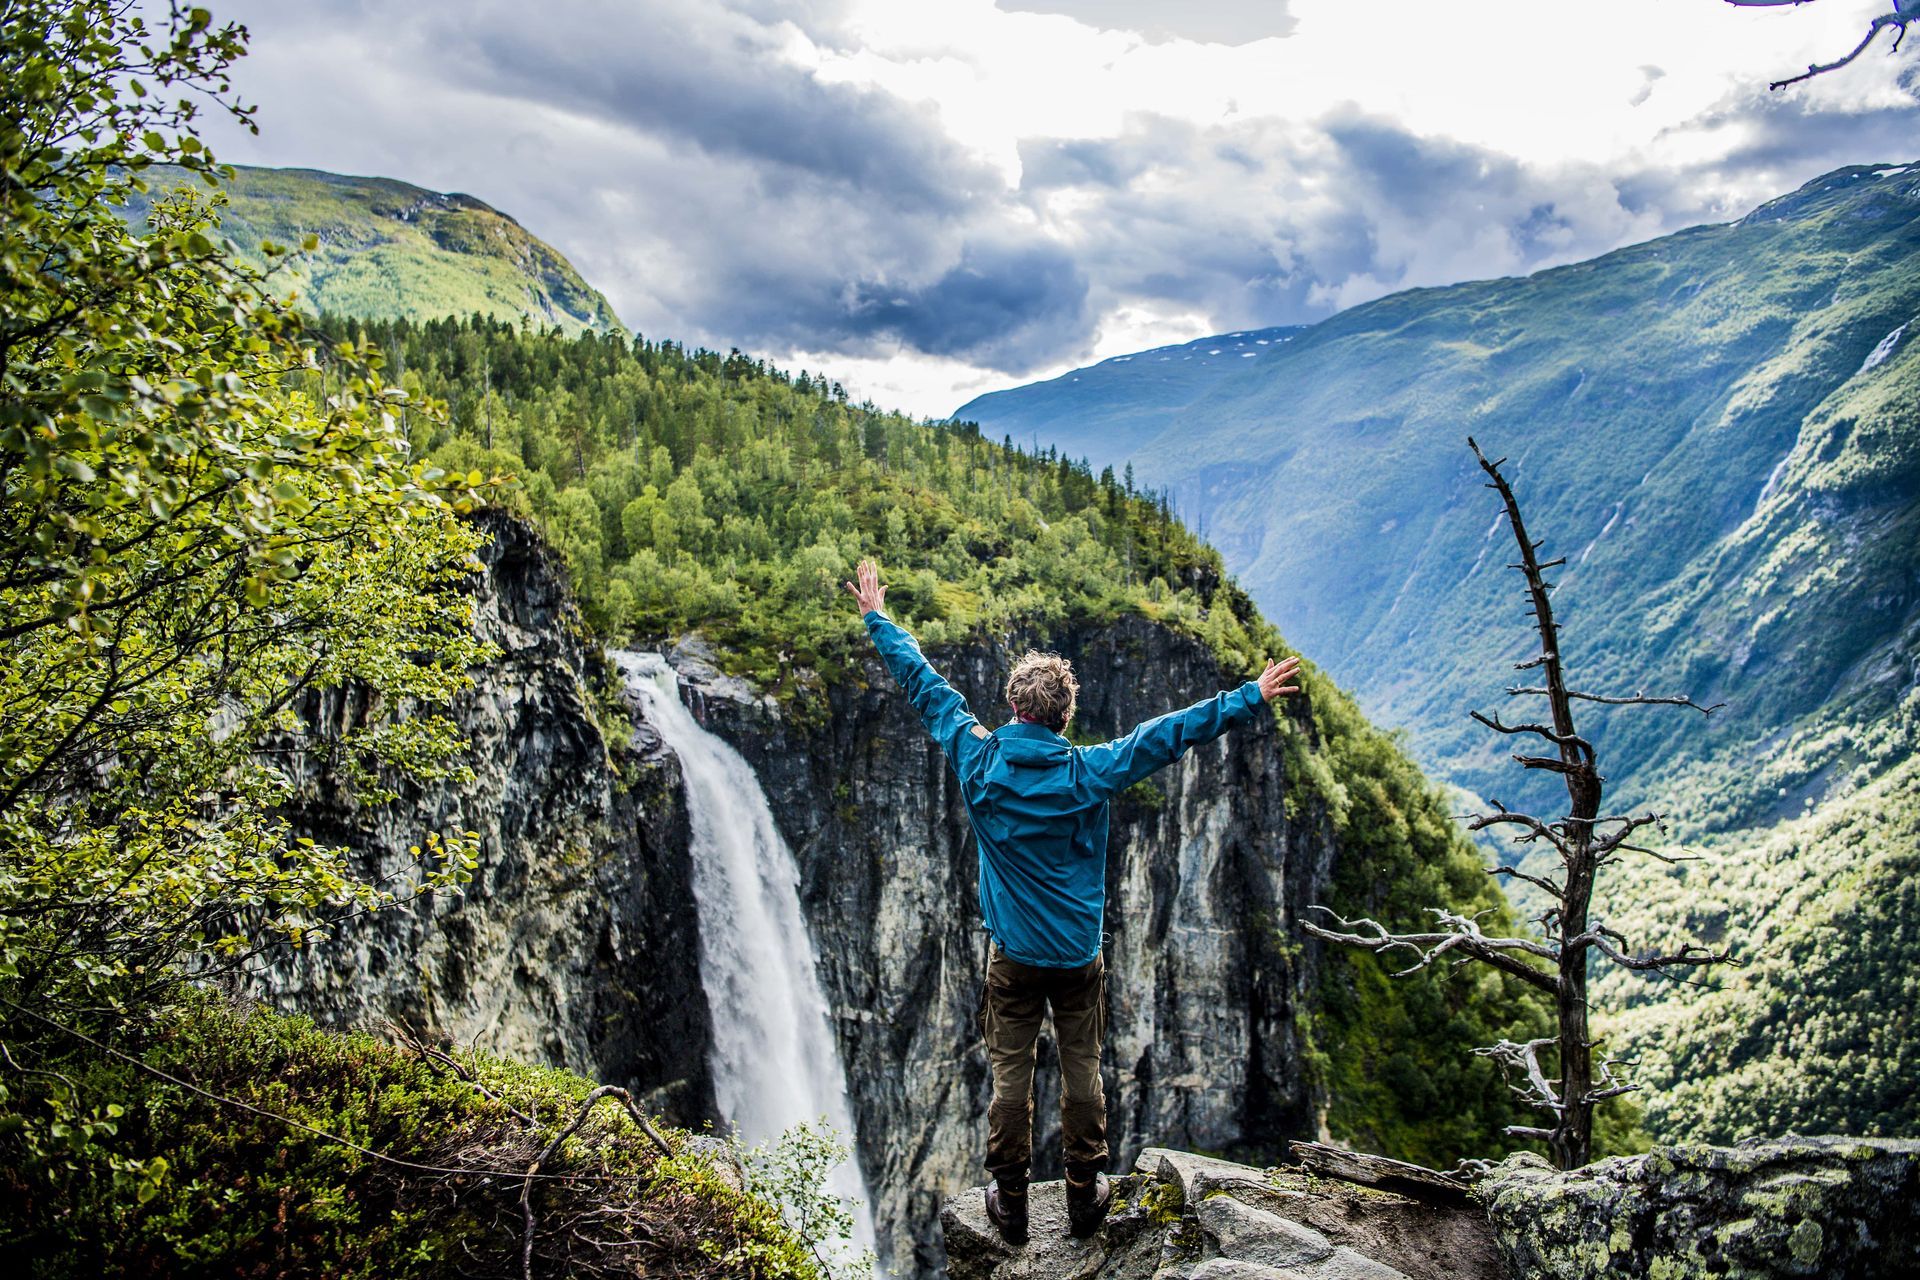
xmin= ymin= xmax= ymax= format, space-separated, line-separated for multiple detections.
xmin=864 ymin=611 xmax=1265 ymax=968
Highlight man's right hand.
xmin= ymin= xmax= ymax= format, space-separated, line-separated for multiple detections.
xmin=844 ymin=557 xmax=888 ymax=617
xmin=1257 ymin=656 xmax=1302 ymax=701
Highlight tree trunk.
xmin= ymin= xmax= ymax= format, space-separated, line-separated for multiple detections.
xmin=1552 ymin=834 xmax=1596 ymax=1170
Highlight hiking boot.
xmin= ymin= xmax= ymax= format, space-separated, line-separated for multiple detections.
xmin=986 ymin=1181 xmax=1029 ymax=1245
xmin=1066 ymin=1170 xmax=1111 ymax=1238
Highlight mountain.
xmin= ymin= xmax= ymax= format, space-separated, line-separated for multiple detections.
xmin=125 ymin=164 xmax=626 ymax=335
xmin=969 ymin=325 xmax=1305 ymax=460
xmin=956 ymin=161 xmax=1920 ymax=1145
xmin=957 ymin=162 xmax=1920 ymax=823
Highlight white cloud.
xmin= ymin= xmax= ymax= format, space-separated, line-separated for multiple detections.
xmin=191 ymin=0 xmax=1919 ymax=415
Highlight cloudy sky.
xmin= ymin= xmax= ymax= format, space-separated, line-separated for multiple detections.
xmin=193 ymin=0 xmax=1920 ymax=416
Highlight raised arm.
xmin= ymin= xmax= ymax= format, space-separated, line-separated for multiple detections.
xmin=845 ymin=559 xmax=985 ymax=769
xmin=1079 ymin=656 xmax=1301 ymax=797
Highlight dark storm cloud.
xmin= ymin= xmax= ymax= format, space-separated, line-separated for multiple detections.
xmin=997 ymin=0 xmax=1297 ymax=45
xmin=412 ymin=0 xmax=992 ymax=212
xmin=1012 ymin=111 xmax=1658 ymax=331
xmin=842 ymin=240 xmax=1090 ymax=365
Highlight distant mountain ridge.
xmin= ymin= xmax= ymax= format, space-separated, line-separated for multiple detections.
xmin=125 ymin=165 xmax=625 ymax=336
xmin=970 ymin=324 xmax=1305 ymax=458
xmin=957 ymin=160 xmax=1920 ymax=826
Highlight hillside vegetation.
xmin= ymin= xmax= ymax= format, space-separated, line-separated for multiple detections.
xmin=959 ymin=162 xmax=1920 ymax=1147
xmin=336 ymin=311 xmax=1563 ymax=1166
xmin=1 ymin=996 xmax=832 ymax=1280
xmin=125 ymin=165 xmax=625 ymax=337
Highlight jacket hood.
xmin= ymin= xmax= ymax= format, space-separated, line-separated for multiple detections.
xmin=998 ymin=736 xmax=1075 ymax=767
xmin=994 ymin=722 xmax=1073 ymax=768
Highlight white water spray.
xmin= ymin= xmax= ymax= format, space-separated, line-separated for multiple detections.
xmin=611 ymin=652 xmax=877 ymax=1264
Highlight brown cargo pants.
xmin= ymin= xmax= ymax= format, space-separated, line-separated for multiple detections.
xmin=979 ymin=940 xmax=1108 ymax=1186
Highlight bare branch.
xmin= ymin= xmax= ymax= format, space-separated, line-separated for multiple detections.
xmin=1506 ymin=686 xmax=1726 ymax=715
xmin=1304 ymin=906 xmax=1561 ymax=994
xmin=1737 ymin=5 xmax=1916 ymax=90
xmin=1473 ymin=1038 xmax=1562 ymax=1118
xmin=1511 ymin=753 xmax=1584 ymax=775
xmin=1470 ymin=709 xmax=1594 ymax=758
xmin=1464 ymin=806 xmax=1569 ymax=853
xmin=1589 ymin=812 xmax=1666 ymax=854
xmin=1570 ymin=927 xmax=1741 ymax=974
xmin=1604 ymin=843 xmax=1704 ymax=866
xmin=1489 ymin=864 xmax=1567 ymax=902
xmin=1585 ymin=1053 xmax=1640 ymax=1105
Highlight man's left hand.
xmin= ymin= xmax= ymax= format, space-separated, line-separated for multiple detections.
xmin=1257 ymin=656 xmax=1302 ymax=701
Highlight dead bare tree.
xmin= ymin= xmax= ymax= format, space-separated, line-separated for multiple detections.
xmin=1305 ymin=438 xmax=1739 ymax=1171
xmin=1726 ymin=0 xmax=1918 ymax=90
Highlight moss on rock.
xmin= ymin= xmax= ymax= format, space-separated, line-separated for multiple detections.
xmin=1478 ymin=1136 xmax=1920 ymax=1279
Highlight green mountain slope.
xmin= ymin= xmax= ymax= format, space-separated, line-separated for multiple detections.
xmin=960 ymin=161 xmax=1920 ymax=820
xmin=1595 ymin=750 xmax=1920 ymax=1143
xmin=126 ymin=165 xmax=625 ymax=335
xmin=958 ymin=161 xmax=1920 ymax=1143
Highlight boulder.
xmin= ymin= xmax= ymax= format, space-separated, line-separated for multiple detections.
xmin=1478 ymin=1135 xmax=1920 ymax=1279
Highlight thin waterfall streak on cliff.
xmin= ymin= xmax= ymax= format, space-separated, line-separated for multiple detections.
xmin=612 ymin=651 xmax=877 ymax=1264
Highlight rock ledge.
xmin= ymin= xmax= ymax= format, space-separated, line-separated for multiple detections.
xmin=941 ymin=1147 xmax=1502 ymax=1280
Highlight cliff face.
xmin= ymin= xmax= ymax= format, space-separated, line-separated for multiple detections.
xmin=265 ymin=519 xmax=1343 ymax=1278
xmin=261 ymin=512 xmax=713 ymax=1121
xmin=676 ymin=616 xmax=1337 ymax=1274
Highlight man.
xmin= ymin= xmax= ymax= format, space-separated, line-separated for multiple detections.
xmin=844 ymin=558 xmax=1302 ymax=1244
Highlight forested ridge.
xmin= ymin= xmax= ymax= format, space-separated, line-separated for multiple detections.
xmin=348 ymin=313 xmax=1260 ymax=686
xmin=125 ymin=164 xmax=627 ymax=338
xmin=327 ymin=311 xmax=1582 ymax=1166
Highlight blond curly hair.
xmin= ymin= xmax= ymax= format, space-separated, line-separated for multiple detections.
xmin=1006 ymin=650 xmax=1079 ymax=731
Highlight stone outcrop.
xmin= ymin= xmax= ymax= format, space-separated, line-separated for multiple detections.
xmin=947 ymin=1139 xmax=1920 ymax=1280
xmin=681 ymin=618 xmax=1338 ymax=1275
xmin=1477 ymin=1136 xmax=1920 ymax=1279
xmin=261 ymin=511 xmax=713 ymax=1120
xmin=941 ymin=1146 xmax=1504 ymax=1280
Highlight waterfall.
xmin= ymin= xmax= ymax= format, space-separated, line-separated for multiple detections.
xmin=611 ymin=651 xmax=878 ymax=1264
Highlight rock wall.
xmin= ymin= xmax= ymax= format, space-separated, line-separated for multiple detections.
xmin=261 ymin=512 xmax=714 ymax=1121
xmin=675 ymin=615 xmax=1338 ymax=1274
